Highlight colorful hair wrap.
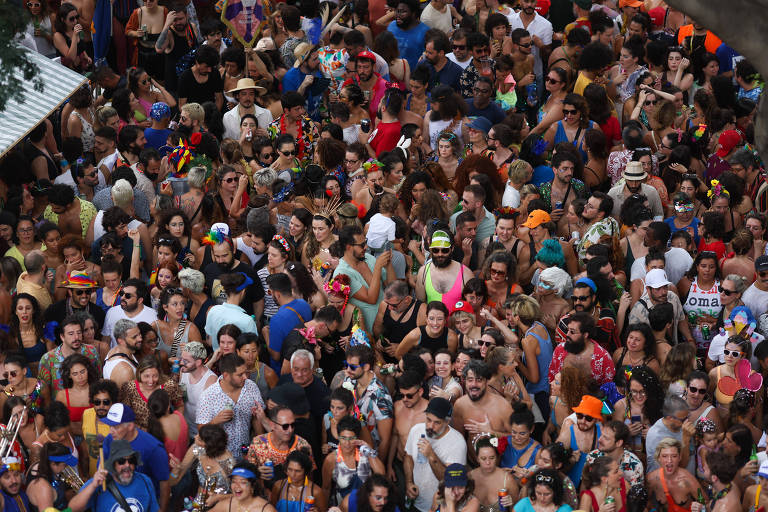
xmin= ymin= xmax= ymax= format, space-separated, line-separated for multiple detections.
xmin=202 ymin=228 xmax=231 ymax=248
xmin=273 ymin=181 xmax=295 ymax=203
xmin=168 ymin=138 xmax=195 ymax=177
xmin=674 ymin=201 xmax=694 ymax=213
xmin=272 ymin=234 xmax=291 ymax=253
xmin=362 ymin=159 xmax=383 ymax=175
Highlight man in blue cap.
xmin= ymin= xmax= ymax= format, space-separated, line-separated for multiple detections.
xmin=555 ymin=277 xmax=619 ymax=352
xmin=70 ymin=439 xmax=160 ymax=512
xmin=144 ymin=102 xmax=173 ymax=153
xmin=100 ymin=403 xmax=170 ymax=512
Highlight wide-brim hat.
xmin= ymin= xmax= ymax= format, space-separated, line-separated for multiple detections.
xmin=227 ymin=77 xmax=266 ymax=96
xmin=60 ymin=270 xmax=98 ymax=289
xmin=293 ymin=42 xmax=317 ymax=68
xmin=622 ymin=161 xmax=647 ymax=181
xmin=105 ymin=439 xmax=142 ymax=475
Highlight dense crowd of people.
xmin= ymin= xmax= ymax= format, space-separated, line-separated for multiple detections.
xmin=3 ymin=0 xmax=768 ymax=511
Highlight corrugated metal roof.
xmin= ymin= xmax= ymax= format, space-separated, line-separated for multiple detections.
xmin=0 ymin=47 xmax=88 ymax=158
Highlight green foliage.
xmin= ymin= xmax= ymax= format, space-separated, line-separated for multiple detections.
xmin=0 ymin=1 xmax=44 ymax=111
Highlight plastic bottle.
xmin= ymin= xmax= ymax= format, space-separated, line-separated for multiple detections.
xmin=417 ymin=434 xmax=427 ymax=463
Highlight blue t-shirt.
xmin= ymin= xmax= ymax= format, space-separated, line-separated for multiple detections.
xmin=664 ymin=215 xmax=701 ymax=246
xmin=103 ymin=431 xmax=170 ymax=492
xmin=282 ymin=67 xmax=324 ymax=121
xmin=716 ymin=43 xmax=742 ymax=75
xmin=387 ymin=21 xmax=430 ymax=71
xmin=85 ymin=472 xmax=160 ymax=512
xmin=529 ymin=165 xmax=554 ymax=187
xmin=419 ymin=58 xmax=463 ymax=90
xmin=466 ymin=99 xmax=506 ymax=125
xmin=143 ymin=127 xmax=173 ymax=154
xmin=268 ymin=299 xmax=312 ymax=370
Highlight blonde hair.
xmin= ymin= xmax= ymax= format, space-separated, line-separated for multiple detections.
xmin=181 ymin=103 xmax=204 ymax=123
xmin=453 ymin=310 xmax=475 ymax=324
xmin=111 ymin=179 xmax=134 ymax=209
xmin=509 ymin=294 xmax=541 ymax=325
xmin=188 ymin=166 xmax=208 ymax=189
xmin=654 ymin=437 xmax=682 ymax=460
xmin=508 ymin=160 xmax=531 ymax=186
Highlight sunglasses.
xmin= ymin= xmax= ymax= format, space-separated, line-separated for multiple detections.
xmin=276 ymin=422 xmax=295 ymax=430
xmin=760 ymin=271 xmax=768 ymax=278
xmin=431 ymin=248 xmax=451 ymax=254
xmin=27 ymin=2 xmax=41 ymax=6
xmin=223 ymin=177 xmax=238 ymax=184
xmin=575 ymin=413 xmax=596 ymax=422
xmin=688 ymin=385 xmax=706 ymax=395
xmin=344 ymin=361 xmax=362 ymax=370
xmin=260 ymin=153 xmax=276 ymax=160
xmin=545 ymin=77 xmax=561 ymax=84
xmin=723 ymin=349 xmax=743 ymax=357
xmin=477 ymin=339 xmax=495 ymax=347
xmin=3 ymin=370 xmax=18 ymax=379
xmin=572 ymin=295 xmax=591 ymax=302
xmin=518 ymin=42 xmax=532 ymax=48
xmin=118 ymin=291 xmax=133 ymax=299
xmin=562 ymin=109 xmax=578 ymax=116
xmin=539 ymin=282 xmax=554 ymax=290
xmin=401 ymin=391 xmax=419 ymax=399
xmin=489 ymin=269 xmax=506 ymax=276
xmin=718 ymin=286 xmax=738 ymax=295
xmin=67 ymin=15 xmax=79 ymax=21
xmin=93 ymin=399 xmax=112 ymax=406
xmin=116 ymin=456 xmax=137 ymax=465
xmin=644 ymin=100 xmax=658 ymax=106
xmin=72 ymin=289 xmax=90 ymax=295
xmin=280 ymin=149 xmax=296 ymax=156
xmin=344 ymin=158 xmax=360 ymax=164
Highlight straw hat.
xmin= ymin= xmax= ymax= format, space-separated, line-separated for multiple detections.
xmin=60 ymin=271 xmax=98 ymax=289
xmin=293 ymin=42 xmax=316 ymax=68
xmin=227 ymin=77 xmax=266 ymax=96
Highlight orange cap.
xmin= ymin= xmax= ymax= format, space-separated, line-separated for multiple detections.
xmin=619 ymin=0 xmax=643 ymax=8
xmin=572 ymin=395 xmax=604 ymax=420
xmin=521 ymin=209 xmax=551 ymax=229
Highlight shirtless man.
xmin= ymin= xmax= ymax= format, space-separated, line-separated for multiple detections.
xmin=387 ymin=371 xmax=428 ymax=496
xmin=103 ymin=318 xmax=142 ymax=388
xmin=555 ymin=395 xmax=603 ymax=489
xmin=470 ymin=437 xmax=515 ymax=512
xmin=647 ymin=438 xmax=704 ymax=512
xmin=703 ymin=451 xmax=739 ymax=512
xmin=742 ymin=460 xmax=768 ymax=512
xmin=510 ymin=29 xmax=535 ymax=99
xmin=47 ymin=184 xmax=93 ymax=238
xmin=415 ymin=230 xmax=472 ymax=305
xmin=452 ymin=360 xmax=513 ymax=461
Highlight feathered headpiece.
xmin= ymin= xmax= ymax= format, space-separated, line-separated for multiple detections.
xmin=310 ymin=193 xmax=344 ymax=223
xmin=202 ymin=227 xmax=231 ymax=247
xmin=706 ymin=179 xmax=729 ymax=200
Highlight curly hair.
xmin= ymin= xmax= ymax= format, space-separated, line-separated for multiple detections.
xmin=628 ymin=364 xmax=663 ymax=423
xmin=454 ymin=155 xmax=503 ymax=200
xmin=420 ymin=162 xmax=454 ymax=193
xmin=316 ymin=138 xmax=346 ymax=171
xmin=60 ymin=353 xmax=99 ymax=389
xmin=399 ymin=171 xmax=434 ymax=210
xmin=560 ymin=366 xmax=591 ymax=410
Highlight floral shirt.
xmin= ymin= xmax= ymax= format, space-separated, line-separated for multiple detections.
xmin=196 ymin=378 xmax=264 ymax=459
xmin=345 ymin=377 xmax=393 ymax=448
xmin=548 ymin=340 xmax=615 ymax=386
xmin=459 ymin=61 xmax=486 ymax=98
xmin=586 ymin=448 xmax=644 ymax=486
xmin=576 ymin=216 xmax=620 ymax=262
xmin=318 ymin=46 xmax=348 ymax=82
xmin=38 ymin=344 xmax=100 ymax=398
xmin=268 ymin=115 xmax=319 ymax=166
xmin=120 ymin=379 xmax=184 ymax=430
xmin=538 ymin=178 xmax=588 ymax=211
xmin=245 ymin=432 xmax=314 ymax=468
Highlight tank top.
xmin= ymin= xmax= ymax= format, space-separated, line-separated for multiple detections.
xmin=72 ymin=111 xmax=95 ymax=152
xmin=567 ymin=422 xmax=600 ymax=488
xmin=180 ymin=367 xmax=217 ymax=435
xmin=64 ymin=388 xmax=90 ymax=422
xmin=276 ymin=479 xmax=311 ymax=512
xmin=103 ymin=351 xmax=138 ymax=380
xmin=20 ymin=335 xmax=47 ymax=364
xmin=500 ymin=439 xmax=541 ymax=469
xmin=382 ymin=298 xmax=421 ymax=358
xmin=581 ymin=478 xmax=627 ymax=512
xmin=683 ymin=277 xmax=721 ymax=352
xmin=417 ymin=326 xmax=448 ymax=353
xmin=553 ymin=120 xmax=595 ymax=163
xmin=424 ymin=261 xmax=464 ymax=306
xmin=154 ymin=320 xmax=190 ymax=357
xmin=522 ymin=322 xmax=553 ymax=395
xmin=332 ymin=447 xmax=372 ymax=502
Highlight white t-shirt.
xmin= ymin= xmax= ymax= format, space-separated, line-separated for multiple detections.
xmin=743 ymin=284 xmax=768 ymax=319
xmin=447 ymin=53 xmax=472 ymax=69
xmin=420 ymin=3 xmax=453 ymax=33
xmin=366 ymin=213 xmax=396 ymax=249
xmin=502 ymin=182 xmax=520 ymax=208
xmin=405 ymin=423 xmax=466 ymax=512
xmin=102 ymin=304 xmax=159 ymax=347
xmin=222 ymin=104 xmax=274 ymax=140
xmin=235 ymin=236 xmax=265 ymax=267
xmin=630 ymin=247 xmax=693 ymax=285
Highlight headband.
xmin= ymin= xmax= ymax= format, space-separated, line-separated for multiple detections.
xmin=430 ymin=230 xmax=452 ymax=249
xmin=324 ymin=277 xmax=351 ymax=313
xmin=272 ymin=234 xmax=291 ymax=253
xmin=231 ymin=467 xmax=257 ymax=479
xmin=235 ymin=272 xmax=252 ymax=292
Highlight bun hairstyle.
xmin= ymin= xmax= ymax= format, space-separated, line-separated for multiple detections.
xmin=147 ymin=388 xmax=170 ymax=443
xmin=543 ymin=442 xmax=573 ymax=472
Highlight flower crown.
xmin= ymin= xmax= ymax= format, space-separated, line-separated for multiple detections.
xmin=706 ymin=179 xmax=729 ymax=200
xmin=362 ymin=159 xmax=383 ymax=175
xmin=272 ymin=234 xmax=291 ymax=253
xmin=324 ymin=276 xmax=351 ymax=313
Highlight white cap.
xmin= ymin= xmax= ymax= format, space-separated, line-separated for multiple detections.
xmin=760 ymin=459 xmax=768 ymax=479
xmin=645 ymin=268 xmax=671 ymax=289
xmin=210 ymin=223 xmax=230 ymax=237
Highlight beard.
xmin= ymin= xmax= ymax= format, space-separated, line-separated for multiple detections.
xmin=564 ymin=338 xmax=586 ymax=354
xmin=467 ymin=386 xmax=486 ymax=402
xmin=116 ymin=467 xmax=134 ymax=485
xmin=217 ymin=260 xmax=233 ymax=272
xmin=432 ymin=254 xmax=452 ymax=268
xmin=426 ymin=426 xmax=445 ymax=438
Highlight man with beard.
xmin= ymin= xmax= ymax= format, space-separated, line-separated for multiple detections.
xmin=451 ymin=360 xmax=513 ymax=459
xmin=103 ymin=318 xmax=143 ymax=388
xmin=102 ymin=279 xmax=157 ymax=347
xmin=556 ymin=395 xmax=603 ymax=488
xmin=156 ymin=6 xmax=199 ymax=93
xmin=283 ymin=45 xmax=324 ymax=122
xmin=447 ymin=29 xmax=472 ymax=69
xmin=416 ymin=229 xmax=472 ymax=306
xmin=466 ymin=77 xmax=505 ymax=125
xmin=116 ymin=126 xmax=154 ymax=204
xmin=202 ymin=234 xmax=264 ymax=315
xmin=508 ymin=0 xmax=553 ymax=84
xmin=539 ymin=150 xmax=588 ymax=226
xmin=243 ymin=222 xmax=275 ymax=273
xmin=341 ymin=52 xmax=387 ymax=119
xmin=389 ymin=371 xmax=428 ymax=496
xmin=449 ymin=184 xmax=497 ymax=251
xmin=419 ymin=30 xmax=462 ymax=91
xmin=82 ymin=379 xmax=119 ymax=477
xmin=333 ymin=225 xmax=395 ymax=333
xmin=646 ymin=438 xmax=704 ymax=512
xmin=555 ymin=278 xmax=619 ymax=352
xmin=575 ymin=192 xmax=620 ymax=262
xmin=387 ymin=0 xmax=430 ymax=71
xmin=38 ymin=314 xmax=100 ymax=398
xmin=205 ymin=272 xmax=260 ymax=350
xmin=607 ymin=161 xmax=663 ymax=218
xmin=179 ymin=102 xmax=205 ymax=135
xmin=0 ymin=457 xmax=30 ymax=512
xmin=585 ymin=420 xmax=644 ymax=487
xmin=404 ymin=397 xmax=466 ymax=512
xmin=45 ymin=270 xmax=105 ymax=332
xmin=451 ymin=212 xmax=479 ymax=271
xmin=627 ymin=268 xmax=691 ymax=345
xmin=547 ymin=311 xmax=616 ymax=386
xmin=71 ymin=439 xmax=160 ymax=512
xmin=459 ymin=32 xmax=492 ymax=98
xmin=178 ymin=45 xmax=224 ymax=109
xmin=179 ymin=341 xmax=218 ymax=436
xmin=629 ymin=221 xmax=693 ymax=286
xmin=223 ymin=78 xmax=272 ymax=140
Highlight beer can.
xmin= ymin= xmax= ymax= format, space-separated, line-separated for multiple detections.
xmin=605 ymin=496 xmax=615 ymax=504
xmin=304 ymin=496 xmax=315 ymax=512
xmin=498 ymin=489 xmax=508 ymax=512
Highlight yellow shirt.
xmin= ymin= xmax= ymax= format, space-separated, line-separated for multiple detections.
xmin=81 ymin=407 xmax=111 ymax=477
xmin=16 ymin=272 xmax=52 ymax=311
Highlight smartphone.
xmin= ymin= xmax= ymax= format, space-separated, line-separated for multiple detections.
xmin=361 ymin=119 xmax=371 ymax=133
xmin=630 ymin=415 xmax=641 ymax=423
xmin=382 ymin=240 xmax=393 ymax=251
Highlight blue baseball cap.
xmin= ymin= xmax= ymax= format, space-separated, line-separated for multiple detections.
xmin=444 ymin=463 xmax=468 ymax=487
xmin=467 ymin=116 xmax=492 ymax=134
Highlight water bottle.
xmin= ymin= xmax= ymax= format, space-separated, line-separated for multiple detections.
xmin=416 ymin=434 xmax=427 ymax=464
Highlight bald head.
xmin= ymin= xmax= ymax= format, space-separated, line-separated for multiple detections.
xmin=24 ymin=250 xmax=46 ymax=274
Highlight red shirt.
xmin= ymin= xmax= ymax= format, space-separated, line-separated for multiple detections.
xmin=342 ymin=74 xmax=388 ymax=119
xmin=548 ymin=340 xmax=616 ymax=385
xmin=370 ymin=120 xmax=402 ymax=157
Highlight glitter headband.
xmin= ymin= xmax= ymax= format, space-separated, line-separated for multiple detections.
xmin=674 ymin=202 xmax=694 ymax=212
xmin=272 ymin=234 xmax=291 ymax=253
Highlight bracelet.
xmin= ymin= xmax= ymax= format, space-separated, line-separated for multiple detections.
xmin=133 ymin=244 xmax=140 ymax=248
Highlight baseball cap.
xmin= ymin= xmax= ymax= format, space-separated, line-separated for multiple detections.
xmin=100 ymin=403 xmax=136 ymax=426
xmin=716 ymin=130 xmax=742 ymax=158
xmin=357 ymin=50 xmax=377 ymax=63
xmin=467 ymin=117 xmax=492 ymax=134
xmin=619 ymin=0 xmax=643 ymax=7
xmin=444 ymin=464 xmax=468 ymax=487
xmin=522 ymin=210 xmax=551 ymax=229
xmin=756 ymin=255 xmax=768 ymax=272
xmin=645 ymin=268 xmax=672 ymax=289
xmin=535 ymin=0 xmax=550 ymax=16
xmin=759 ymin=460 xmax=768 ymax=479
xmin=451 ymin=300 xmax=474 ymax=316
xmin=647 ymin=6 xmax=665 ymax=27
xmin=425 ymin=397 xmax=452 ymax=420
